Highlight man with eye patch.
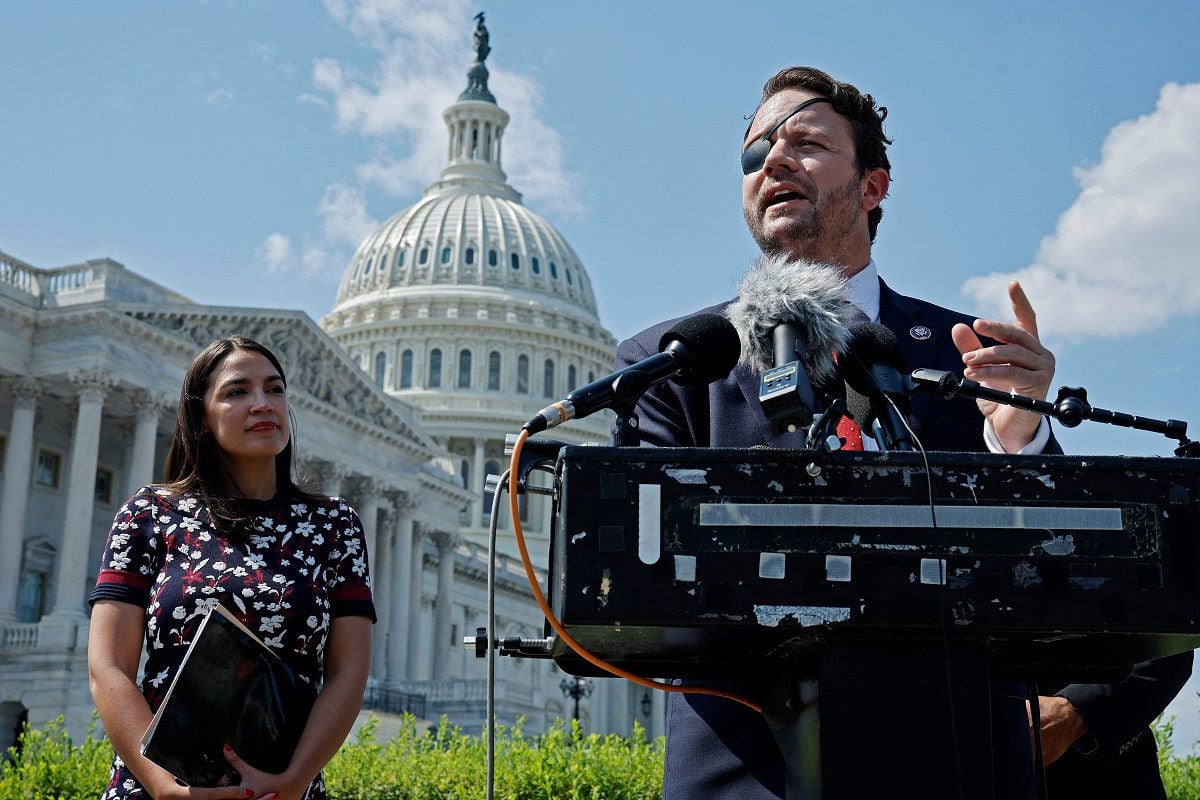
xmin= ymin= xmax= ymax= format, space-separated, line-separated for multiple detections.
xmin=615 ymin=66 xmax=1191 ymax=799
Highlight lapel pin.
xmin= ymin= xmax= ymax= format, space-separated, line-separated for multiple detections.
xmin=909 ymin=325 xmax=932 ymax=341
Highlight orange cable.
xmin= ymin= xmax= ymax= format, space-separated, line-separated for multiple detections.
xmin=507 ymin=428 xmax=763 ymax=715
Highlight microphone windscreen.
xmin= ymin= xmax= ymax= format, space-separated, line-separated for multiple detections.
xmin=841 ymin=321 xmax=906 ymax=394
xmin=844 ymin=381 xmax=874 ymax=429
xmin=724 ymin=253 xmax=854 ymax=380
xmin=659 ymin=312 xmax=741 ymax=387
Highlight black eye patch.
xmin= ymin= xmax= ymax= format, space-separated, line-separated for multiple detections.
xmin=741 ymin=97 xmax=832 ymax=175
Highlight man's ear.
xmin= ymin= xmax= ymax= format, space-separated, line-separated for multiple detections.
xmin=860 ymin=168 xmax=890 ymax=212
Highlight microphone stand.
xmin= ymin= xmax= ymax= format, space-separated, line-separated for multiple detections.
xmin=910 ymin=368 xmax=1200 ymax=457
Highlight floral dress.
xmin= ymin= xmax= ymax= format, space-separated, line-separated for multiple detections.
xmin=88 ymin=487 xmax=376 ymax=799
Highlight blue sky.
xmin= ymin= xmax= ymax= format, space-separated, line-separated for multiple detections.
xmin=4 ymin=0 xmax=1200 ymax=745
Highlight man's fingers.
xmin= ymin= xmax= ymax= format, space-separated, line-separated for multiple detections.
xmin=951 ymin=321 xmax=982 ymax=356
xmin=963 ymin=342 xmax=1050 ymax=371
xmin=971 ymin=318 xmax=1044 ymax=354
xmin=1008 ymin=281 xmax=1040 ymax=339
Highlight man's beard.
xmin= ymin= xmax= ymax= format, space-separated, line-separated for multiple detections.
xmin=747 ymin=173 xmax=862 ymax=263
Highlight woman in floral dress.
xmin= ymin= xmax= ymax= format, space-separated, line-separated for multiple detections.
xmin=87 ymin=336 xmax=375 ymax=800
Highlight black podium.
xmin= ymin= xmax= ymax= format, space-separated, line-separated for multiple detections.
xmin=545 ymin=447 xmax=1200 ymax=799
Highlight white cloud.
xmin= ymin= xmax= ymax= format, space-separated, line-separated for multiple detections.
xmin=256 ymin=233 xmax=294 ymax=273
xmin=204 ymin=87 xmax=234 ymax=106
xmin=318 ymin=182 xmax=378 ymax=245
xmin=963 ymin=82 xmax=1200 ymax=341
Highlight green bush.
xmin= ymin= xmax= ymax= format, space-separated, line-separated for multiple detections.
xmin=10 ymin=714 xmax=1200 ymax=799
xmin=323 ymin=715 xmax=664 ymax=799
xmin=0 ymin=715 xmax=112 ymax=800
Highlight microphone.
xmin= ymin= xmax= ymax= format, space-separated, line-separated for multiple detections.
xmin=841 ymin=322 xmax=916 ymax=451
xmin=726 ymin=254 xmax=856 ymax=436
xmin=523 ymin=312 xmax=740 ymax=435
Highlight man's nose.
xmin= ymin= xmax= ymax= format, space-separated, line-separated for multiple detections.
xmin=762 ymin=138 xmax=798 ymax=175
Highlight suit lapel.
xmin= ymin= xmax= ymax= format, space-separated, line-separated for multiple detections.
xmin=878 ymin=278 xmax=938 ymax=433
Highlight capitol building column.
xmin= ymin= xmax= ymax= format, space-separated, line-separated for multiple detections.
xmin=405 ymin=525 xmax=427 ymax=677
xmin=0 ymin=378 xmax=41 ymax=621
xmin=126 ymin=391 xmax=166 ymax=495
xmin=431 ymin=530 xmax=456 ymax=680
xmin=369 ymin=494 xmax=394 ymax=679
xmin=386 ymin=496 xmax=415 ymax=682
xmin=472 ymin=438 xmax=486 ymax=526
xmin=47 ymin=371 xmax=114 ymax=639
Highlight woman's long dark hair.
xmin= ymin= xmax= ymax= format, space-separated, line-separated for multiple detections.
xmin=162 ymin=336 xmax=324 ymax=526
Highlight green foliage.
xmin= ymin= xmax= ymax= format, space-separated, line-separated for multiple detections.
xmin=0 ymin=715 xmax=111 ymax=800
xmin=24 ymin=713 xmax=1200 ymax=799
xmin=324 ymin=715 xmax=664 ymax=799
xmin=1154 ymin=716 xmax=1200 ymax=800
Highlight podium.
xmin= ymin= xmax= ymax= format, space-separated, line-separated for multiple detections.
xmin=545 ymin=447 xmax=1200 ymax=798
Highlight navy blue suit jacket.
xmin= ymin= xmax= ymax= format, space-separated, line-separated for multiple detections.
xmin=616 ymin=279 xmax=1187 ymax=799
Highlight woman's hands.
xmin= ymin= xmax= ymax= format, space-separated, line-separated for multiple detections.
xmin=221 ymin=744 xmax=307 ymax=800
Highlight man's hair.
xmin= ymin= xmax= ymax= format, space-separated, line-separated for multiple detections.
xmin=751 ymin=66 xmax=893 ymax=242
xmin=162 ymin=335 xmax=322 ymax=526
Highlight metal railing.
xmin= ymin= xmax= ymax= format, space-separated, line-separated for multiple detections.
xmin=362 ymin=686 xmax=427 ymax=718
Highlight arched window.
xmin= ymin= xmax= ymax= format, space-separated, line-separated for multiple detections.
xmin=489 ymin=249 xmax=498 ymax=267
xmin=458 ymin=349 xmax=472 ymax=388
xmin=460 ymin=459 xmax=471 ymax=490
xmin=543 ymin=359 xmax=555 ymax=399
xmin=397 ymin=250 xmax=406 ymax=266
xmin=400 ymin=349 xmax=413 ymax=389
xmin=465 ymin=247 xmax=475 ymax=265
xmin=419 ymin=247 xmax=429 ymax=265
xmin=566 ymin=268 xmax=574 ymax=285
xmin=365 ymin=257 xmax=374 ymax=274
xmin=567 ymin=365 xmax=577 ymax=392
xmin=441 ymin=246 xmax=452 ymax=264
xmin=531 ymin=257 xmax=540 ymax=274
xmin=373 ymin=352 xmax=386 ymax=388
xmin=488 ymin=351 xmax=501 ymax=391
xmin=588 ymin=370 xmax=595 ymax=384
xmin=511 ymin=253 xmax=521 ymax=270
xmin=428 ymin=348 xmax=442 ymax=388
xmin=517 ymin=355 xmax=530 ymax=394
xmin=550 ymin=262 xmax=558 ymax=280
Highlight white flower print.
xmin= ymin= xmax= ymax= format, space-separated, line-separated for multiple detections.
xmin=291 ymin=503 xmax=308 ymax=516
xmin=108 ymin=550 xmax=131 ymax=570
xmin=250 ymin=534 xmax=275 ymax=549
xmin=177 ymin=497 xmax=197 ymax=512
xmin=173 ymin=606 xmax=186 ymax=620
xmin=262 ymin=633 xmax=284 ymax=649
xmin=149 ymin=668 xmax=170 ymax=688
xmin=295 ymin=521 xmax=316 ymax=536
xmin=213 ymin=561 xmax=227 ymax=571
xmin=259 ymin=615 xmax=285 ymax=634
xmin=312 ymin=533 xmax=325 ymax=546
xmin=306 ymin=616 xmax=319 ymax=629
xmin=242 ymin=588 xmax=255 ymax=597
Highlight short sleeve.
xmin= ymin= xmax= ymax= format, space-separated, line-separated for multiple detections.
xmin=327 ymin=503 xmax=377 ymax=622
xmin=88 ymin=487 xmax=164 ymax=608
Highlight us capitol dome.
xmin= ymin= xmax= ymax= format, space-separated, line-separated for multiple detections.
xmin=321 ymin=21 xmax=616 ymax=550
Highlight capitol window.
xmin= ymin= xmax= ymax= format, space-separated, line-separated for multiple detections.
xmin=550 ymin=262 xmax=558 ymax=279
xmin=35 ymin=450 xmax=60 ymax=488
xmin=397 ymin=250 xmax=406 ymax=266
xmin=400 ymin=349 xmax=414 ymax=388
xmin=566 ymin=268 xmax=574 ymax=285
xmin=517 ymin=354 xmax=529 ymax=394
xmin=374 ymin=352 xmax=387 ymax=388
xmin=489 ymin=249 xmax=498 ymax=266
xmin=567 ymin=365 xmax=577 ymax=392
xmin=442 ymin=247 xmax=452 ymax=264
xmin=531 ymin=257 xmax=540 ymax=274
xmin=419 ymin=247 xmax=430 ymax=265
xmin=543 ymin=359 xmax=555 ymax=398
xmin=458 ymin=349 xmax=472 ymax=388
xmin=511 ymin=253 xmax=520 ymax=270
xmin=428 ymin=348 xmax=443 ymax=388
xmin=488 ymin=351 xmax=501 ymax=390
xmin=466 ymin=247 xmax=475 ymax=265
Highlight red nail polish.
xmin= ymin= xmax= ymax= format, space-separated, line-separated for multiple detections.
xmin=223 ymin=743 xmax=233 ymax=752
xmin=243 ymin=790 xmax=254 ymax=798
